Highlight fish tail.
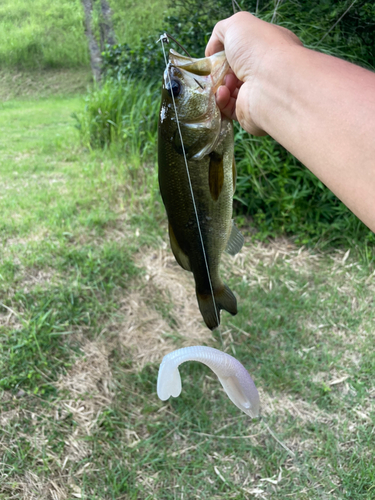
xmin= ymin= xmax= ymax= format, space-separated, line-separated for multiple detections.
xmin=197 ymin=284 xmax=237 ymax=330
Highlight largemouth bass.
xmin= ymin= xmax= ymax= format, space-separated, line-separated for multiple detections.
xmin=158 ymin=49 xmax=243 ymax=330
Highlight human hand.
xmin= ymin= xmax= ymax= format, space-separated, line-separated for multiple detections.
xmin=206 ymin=12 xmax=302 ymax=135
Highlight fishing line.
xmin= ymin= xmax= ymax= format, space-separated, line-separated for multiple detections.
xmin=162 ymin=32 xmax=192 ymax=57
xmin=158 ymin=34 xmax=223 ymax=342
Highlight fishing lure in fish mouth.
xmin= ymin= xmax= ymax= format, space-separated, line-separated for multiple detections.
xmin=157 ymin=346 xmax=260 ymax=419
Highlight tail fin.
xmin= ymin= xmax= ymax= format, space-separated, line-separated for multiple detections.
xmin=197 ymin=284 xmax=237 ymax=330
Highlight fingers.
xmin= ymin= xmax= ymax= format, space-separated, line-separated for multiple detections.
xmin=215 ymin=74 xmax=243 ymax=121
xmin=225 ymin=73 xmax=242 ymax=96
xmin=216 ymin=86 xmax=237 ymax=121
xmin=205 ymin=19 xmax=227 ymax=57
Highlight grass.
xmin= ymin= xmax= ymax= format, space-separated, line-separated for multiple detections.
xmin=0 ymin=85 xmax=374 ymax=499
xmin=0 ymin=0 xmax=168 ymax=70
xmin=0 ymin=68 xmax=92 ymax=101
xmin=75 ymin=78 xmax=159 ymax=155
xmin=108 ymin=0 xmax=169 ymax=47
xmin=0 ymin=0 xmax=89 ymax=69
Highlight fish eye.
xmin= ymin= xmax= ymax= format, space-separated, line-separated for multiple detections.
xmin=166 ymin=79 xmax=181 ymax=98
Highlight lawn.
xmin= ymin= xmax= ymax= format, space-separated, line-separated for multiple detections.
xmin=0 ymin=81 xmax=374 ymax=499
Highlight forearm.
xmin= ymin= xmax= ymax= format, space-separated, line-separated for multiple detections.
xmin=249 ymin=46 xmax=375 ymax=232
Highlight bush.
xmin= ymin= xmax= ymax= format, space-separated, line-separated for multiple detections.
xmin=102 ymin=0 xmax=375 ymax=81
xmin=233 ymin=126 xmax=375 ymax=246
xmin=74 ymin=77 xmax=159 ymax=159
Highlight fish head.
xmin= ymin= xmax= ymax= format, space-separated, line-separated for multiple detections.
xmin=159 ymin=49 xmax=230 ymax=160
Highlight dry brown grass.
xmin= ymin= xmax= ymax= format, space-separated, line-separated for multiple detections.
xmin=56 ymin=338 xmax=114 ymax=440
xmin=0 ymin=68 xmax=91 ymax=101
xmin=116 ymin=246 xmax=215 ymax=368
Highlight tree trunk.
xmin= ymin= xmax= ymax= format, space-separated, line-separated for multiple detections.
xmin=99 ymin=0 xmax=117 ymax=48
xmin=81 ymin=0 xmax=103 ymax=82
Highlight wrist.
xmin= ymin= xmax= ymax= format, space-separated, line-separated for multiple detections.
xmin=245 ymin=44 xmax=306 ymax=136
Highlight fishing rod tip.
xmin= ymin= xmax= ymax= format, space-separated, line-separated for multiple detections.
xmin=157 ymin=33 xmax=169 ymax=44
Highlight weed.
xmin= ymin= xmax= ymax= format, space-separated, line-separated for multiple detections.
xmin=75 ymin=78 xmax=159 ymax=158
xmin=234 ymin=126 xmax=375 ymax=248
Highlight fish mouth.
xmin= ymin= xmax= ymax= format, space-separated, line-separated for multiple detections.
xmin=164 ymin=64 xmax=209 ymax=95
xmin=169 ymin=49 xmax=230 ymax=93
xmin=163 ymin=65 xmax=215 ymax=127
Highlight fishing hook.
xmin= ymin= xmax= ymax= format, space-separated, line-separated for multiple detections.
xmin=157 ymin=32 xmax=192 ymax=58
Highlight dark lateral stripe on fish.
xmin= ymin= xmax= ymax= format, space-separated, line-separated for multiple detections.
xmin=208 ymin=152 xmax=225 ymax=201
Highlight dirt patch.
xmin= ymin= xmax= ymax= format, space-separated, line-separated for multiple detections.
xmin=0 ymin=339 xmax=113 ymax=500
xmin=228 ymin=238 xmax=322 ymax=277
xmin=0 ymin=306 xmax=23 ymax=331
xmin=116 ymin=247 xmax=215 ymax=368
xmin=56 ymin=339 xmax=114 ymax=441
xmin=0 ymin=68 xmax=91 ymax=101
xmin=112 ymin=240 xmax=332 ymax=367
xmin=2 ymin=229 xmax=49 ymax=255
xmin=18 ymin=268 xmax=59 ymax=293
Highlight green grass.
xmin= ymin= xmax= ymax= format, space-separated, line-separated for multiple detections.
xmin=75 ymin=78 xmax=159 ymax=155
xmin=0 ymin=0 xmax=89 ymax=69
xmin=0 ymin=3 xmax=374 ymax=496
xmin=0 ymin=68 xmax=92 ymax=101
xmin=0 ymin=86 xmax=374 ymax=499
xmin=0 ymin=0 xmax=168 ymax=70
xmin=108 ymin=0 xmax=169 ymax=47
xmin=0 ymin=95 xmax=159 ymax=395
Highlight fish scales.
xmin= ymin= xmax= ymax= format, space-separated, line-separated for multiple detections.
xmin=158 ymin=49 xmax=243 ymax=330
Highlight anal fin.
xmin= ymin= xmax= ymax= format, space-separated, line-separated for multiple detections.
xmin=225 ymin=221 xmax=244 ymax=256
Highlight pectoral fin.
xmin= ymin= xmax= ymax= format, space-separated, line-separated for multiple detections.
xmin=225 ymin=221 xmax=244 ymax=256
xmin=169 ymin=224 xmax=191 ymax=272
xmin=208 ymin=152 xmax=224 ymax=201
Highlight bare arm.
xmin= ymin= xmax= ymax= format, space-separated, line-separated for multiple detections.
xmin=206 ymin=12 xmax=375 ymax=233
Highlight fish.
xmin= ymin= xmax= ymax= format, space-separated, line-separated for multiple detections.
xmin=158 ymin=48 xmax=244 ymax=330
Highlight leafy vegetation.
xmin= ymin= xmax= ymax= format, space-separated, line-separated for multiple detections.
xmin=0 ymin=2 xmax=374 ymax=499
xmin=87 ymin=0 xmax=375 ymax=247
xmin=102 ymin=0 xmax=375 ymax=82
xmin=0 ymin=0 xmax=89 ymax=69
xmin=2 ymin=0 xmax=373 ymax=250
xmin=75 ymin=78 xmax=159 ymax=156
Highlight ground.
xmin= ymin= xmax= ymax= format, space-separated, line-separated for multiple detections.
xmin=0 ymin=71 xmax=374 ymax=499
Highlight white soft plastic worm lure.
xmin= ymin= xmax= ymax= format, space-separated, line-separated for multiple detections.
xmin=157 ymin=346 xmax=260 ymax=418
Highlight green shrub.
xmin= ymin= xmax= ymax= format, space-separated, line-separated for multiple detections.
xmin=75 ymin=77 xmax=159 ymax=158
xmin=233 ymin=126 xmax=375 ymax=245
xmin=102 ymin=0 xmax=375 ymax=81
